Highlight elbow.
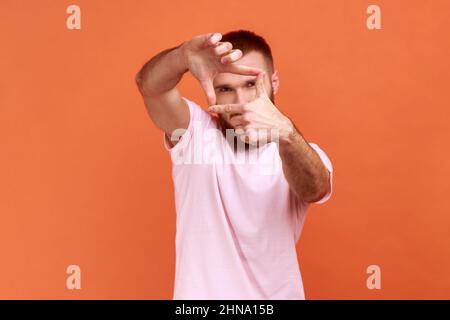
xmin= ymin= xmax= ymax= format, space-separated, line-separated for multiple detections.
xmin=135 ymin=71 xmax=142 ymax=87
xmin=315 ymin=179 xmax=330 ymax=202
xmin=135 ymin=71 xmax=154 ymax=97
xmin=301 ymin=170 xmax=330 ymax=203
xmin=135 ymin=71 xmax=146 ymax=93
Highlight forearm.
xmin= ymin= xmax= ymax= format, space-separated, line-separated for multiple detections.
xmin=278 ymin=125 xmax=330 ymax=203
xmin=135 ymin=43 xmax=188 ymax=96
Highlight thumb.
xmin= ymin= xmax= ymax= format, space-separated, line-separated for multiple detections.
xmin=255 ymin=71 xmax=268 ymax=97
xmin=201 ymin=78 xmax=216 ymax=106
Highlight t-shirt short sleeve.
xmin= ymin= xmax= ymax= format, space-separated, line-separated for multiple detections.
xmin=308 ymin=142 xmax=333 ymax=204
xmin=163 ymin=96 xmax=213 ymax=154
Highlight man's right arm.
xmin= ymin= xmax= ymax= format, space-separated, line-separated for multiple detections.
xmin=135 ymin=43 xmax=190 ymax=143
xmin=135 ymin=32 xmax=263 ymax=147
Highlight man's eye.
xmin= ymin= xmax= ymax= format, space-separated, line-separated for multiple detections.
xmin=247 ymin=82 xmax=255 ymax=87
xmin=219 ymin=88 xmax=231 ymax=92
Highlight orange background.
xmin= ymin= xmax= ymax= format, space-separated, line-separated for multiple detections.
xmin=1 ymin=0 xmax=449 ymax=299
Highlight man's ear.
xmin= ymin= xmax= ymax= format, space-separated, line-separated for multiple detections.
xmin=271 ymin=70 xmax=280 ymax=95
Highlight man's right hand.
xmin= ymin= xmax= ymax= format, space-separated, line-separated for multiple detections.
xmin=180 ymin=32 xmax=264 ymax=106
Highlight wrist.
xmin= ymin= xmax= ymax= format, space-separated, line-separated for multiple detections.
xmin=277 ymin=117 xmax=296 ymax=144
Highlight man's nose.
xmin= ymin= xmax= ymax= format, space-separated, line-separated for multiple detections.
xmin=234 ymin=89 xmax=253 ymax=105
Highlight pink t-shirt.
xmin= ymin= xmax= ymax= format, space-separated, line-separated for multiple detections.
xmin=163 ymin=97 xmax=333 ymax=299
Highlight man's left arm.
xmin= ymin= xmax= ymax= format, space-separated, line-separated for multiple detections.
xmin=277 ymin=124 xmax=331 ymax=203
xmin=207 ymin=71 xmax=331 ymax=203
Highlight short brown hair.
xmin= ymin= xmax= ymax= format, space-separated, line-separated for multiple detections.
xmin=221 ymin=30 xmax=274 ymax=73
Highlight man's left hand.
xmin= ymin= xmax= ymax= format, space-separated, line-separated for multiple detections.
xmin=207 ymin=72 xmax=294 ymax=144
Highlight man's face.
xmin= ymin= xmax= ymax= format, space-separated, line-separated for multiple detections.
xmin=213 ymin=51 xmax=277 ymax=129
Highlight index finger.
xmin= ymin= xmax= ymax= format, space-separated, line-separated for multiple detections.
xmin=223 ymin=64 xmax=264 ymax=76
xmin=208 ymin=103 xmax=245 ymax=114
xmin=255 ymin=71 xmax=268 ymax=97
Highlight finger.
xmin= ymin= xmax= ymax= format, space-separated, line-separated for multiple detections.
xmin=228 ymin=114 xmax=246 ymax=127
xmin=238 ymin=128 xmax=257 ymax=144
xmin=201 ymin=78 xmax=216 ymax=106
xmin=213 ymin=42 xmax=233 ymax=56
xmin=257 ymin=128 xmax=270 ymax=143
xmin=206 ymin=32 xmax=222 ymax=47
xmin=235 ymin=126 xmax=245 ymax=136
xmin=223 ymin=64 xmax=264 ymax=76
xmin=220 ymin=49 xmax=242 ymax=64
xmin=255 ymin=71 xmax=268 ymax=97
xmin=245 ymin=129 xmax=259 ymax=145
xmin=200 ymin=32 xmax=222 ymax=48
xmin=208 ymin=103 xmax=245 ymax=114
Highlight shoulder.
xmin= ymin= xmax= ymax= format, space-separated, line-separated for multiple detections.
xmin=163 ymin=97 xmax=218 ymax=151
xmin=182 ymin=97 xmax=214 ymax=126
